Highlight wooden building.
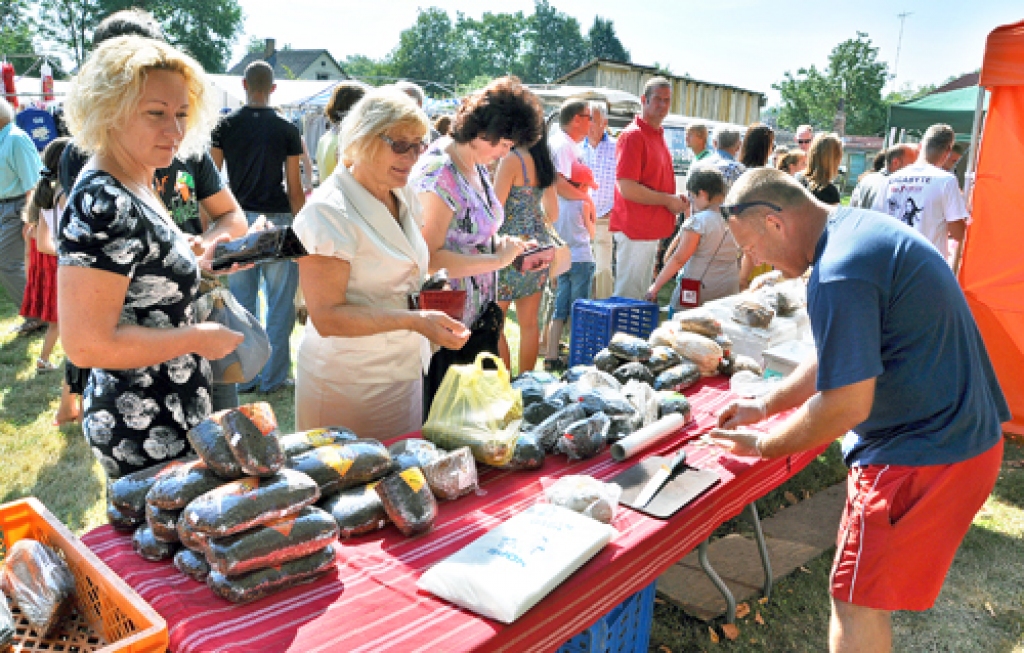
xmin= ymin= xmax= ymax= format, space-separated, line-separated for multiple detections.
xmin=554 ymin=58 xmax=764 ymax=125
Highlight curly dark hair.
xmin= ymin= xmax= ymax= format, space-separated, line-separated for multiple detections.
xmin=450 ymin=76 xmax=544 ymax=148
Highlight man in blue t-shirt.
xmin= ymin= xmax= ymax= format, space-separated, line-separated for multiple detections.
xmin=709 ymin=168 xmax=1008 ymax=653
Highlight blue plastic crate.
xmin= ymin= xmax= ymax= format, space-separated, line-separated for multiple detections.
xmin=569 ymin=297 xmax=659 ymax=367
xmin=557 ymin=581 xmax=657 ymax=653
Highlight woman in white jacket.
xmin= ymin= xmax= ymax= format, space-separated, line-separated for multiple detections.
xmin=293 ymin=88 xmax=470 ymax=438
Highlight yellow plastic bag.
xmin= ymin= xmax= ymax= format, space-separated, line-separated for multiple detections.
xmin=422 ymin=353 xmax=523 ymax=466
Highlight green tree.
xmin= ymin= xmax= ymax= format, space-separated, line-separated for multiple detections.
xmin=246 ymin=35 xmax=265 ymax=54
xmin=389 ymin=7 xmax=459 ymax=90
xmin=522 ymin=0 xmax=589 ymax=83
xmin=0 ymin=0 xmax=38 ymax=74
xmin=340 ymin=54 xmax=395 ymax=86
xmin=453 ymin=11 xmax=528 ymax=81
xmin=773 ymin=32 xmax=889 ymax=135
xmin=36 ymin=0 xmax=243 ymax=72
xmin=586 ymin=16 xmax=629 ymax=63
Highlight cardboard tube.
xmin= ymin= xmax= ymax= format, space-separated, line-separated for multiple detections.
xmin=610 ymin=413 xmax=686 ymax=462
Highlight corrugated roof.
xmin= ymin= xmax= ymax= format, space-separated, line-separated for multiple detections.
xmin=554 ymin=58 xmax=765 ymax=98
xmin=227 ymin=49 xmax=347 ymax=79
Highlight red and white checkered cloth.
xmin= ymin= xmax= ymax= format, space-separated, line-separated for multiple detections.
xmin=82 ymin=378 xmax=826 ymax=652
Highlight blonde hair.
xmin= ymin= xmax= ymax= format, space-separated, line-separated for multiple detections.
xmin=64 ymin=35 xmax=217 ymax=159
xmin=805 ymin=133 xmax=842 ymax=190
xmin=339 ymin=87 xmax=429 ymax=168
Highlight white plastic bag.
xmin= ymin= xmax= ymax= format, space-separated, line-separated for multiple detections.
xmin=417 ymin=504 xmax=615 ymax=624
xmin=543 ymin=475 xmax=623 ymax=524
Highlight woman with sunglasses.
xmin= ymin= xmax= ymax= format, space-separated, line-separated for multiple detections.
xmin=292 ymin=88 xmax=471 ymax=439
xmin=413 ymin=76 xmax=544 ymax=412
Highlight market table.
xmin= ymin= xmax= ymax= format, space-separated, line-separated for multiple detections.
xmin=82 ymin=377 xmax=828 ymax=653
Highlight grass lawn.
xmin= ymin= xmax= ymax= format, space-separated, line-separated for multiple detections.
xmin=1 ymin=286 xmax=1022 ymax=651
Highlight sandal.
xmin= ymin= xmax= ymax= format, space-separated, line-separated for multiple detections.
xmin=36 ymin=358 xmax=58 ymax=373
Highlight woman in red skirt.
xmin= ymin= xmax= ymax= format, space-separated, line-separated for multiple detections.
xmin=21 ymin=138 xmax=70 ymax=376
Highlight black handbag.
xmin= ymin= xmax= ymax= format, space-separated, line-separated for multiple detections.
xmin=210 ymin=225 xmax=308 ymax=271
xmin=423 ymin=299 xmax=504 ymax=418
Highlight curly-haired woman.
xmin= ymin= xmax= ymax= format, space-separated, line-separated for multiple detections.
xmin=412 ymin=76 xmax=544 ymax=410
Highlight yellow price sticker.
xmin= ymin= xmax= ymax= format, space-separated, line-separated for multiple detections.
xmin=400 ymin=468 xmax=426 ymax=493
xmin=320 ymin=447 xmax=354 ymax=477
xmin=306 ymin=429 xmax=332 ymax=448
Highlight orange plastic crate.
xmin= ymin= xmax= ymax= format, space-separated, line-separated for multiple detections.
xmin=0 ymin=498 xmax=167 ymax=652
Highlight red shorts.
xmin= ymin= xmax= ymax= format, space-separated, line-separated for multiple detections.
xmin=830 ymin=439 xmax=1004 ymax=611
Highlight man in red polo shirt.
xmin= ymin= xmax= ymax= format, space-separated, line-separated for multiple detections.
xmin=610 ymin=77 xmax=687 ymax=299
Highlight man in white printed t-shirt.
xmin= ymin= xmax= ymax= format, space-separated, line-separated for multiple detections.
xmin=876 ymin=124 xmax=968 ymax=260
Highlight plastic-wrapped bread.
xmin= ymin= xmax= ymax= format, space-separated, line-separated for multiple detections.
xmin=106 ymin=502 xmax=143 ymax=532
xmin=205 ymin=506 xmax=339 ymax=576
xmin=656 ymin=391 xmax=692 ymax=422
xmin=421 ymin=447 xmax=478 ymax=501
xmin=592 ymin=348 xmax=621 ymax=374
xmin=223 ymin=406 xmax=285 ymax=477
xmin=532 ymin=404 xmax=587 ymax=453
xmin=146 ymin=459 xmax=226 ymax=510
xmin=674 ymin=311 xmax=722 ymax=338
xmin=108 ymin=458 xmax=192 ymax=517
xmin=669 ymin=332 xmax=723 ymax=377
xmin=132 ymin=524 xmax=178 ymax=562
xmin=0 ymin=592 xmax=13 ymax=651
xmin=182 ymin=469 xmax=320 ymax=538
xmin=173 ymin=549 xmax=211 ymax=583
xmin=187 ymin=411 xmax=243 ymax=479
xmin=375 ymin=468 xmax=437 ymax=537
xmin=611 ymin=362 xmax=654 ymax=386
xmin=177 ymin=517 xmax=209 ymax=553
xmin=544 ymin=475 xmax=622 ymax=524
xmin=319 ymin=484 xmax=389 ymax=538
xmin=732 ymin=298 xmax=775 ymax=329
xmin=644 ymin=346 xmax=683 ymax=375
xmin=286 ymin=440 xmax=392 ymax=495
xmin=279 ymin=427 xmax=358 ymax=459
xmin=653 ymin=362 xmax=702 ymax=392
xmin=497 ymin=432 xmax=545 ymax=470
xmin=556 ymin=413 xmax=610 ymax=460
xmin=207 ymin=544 xmax=337 ymax=604
xmin=388 ymin=439 xmax=442 ymax=473
xmin=144 ymin=503 xmax=181 ymax=543
xmin=607 ymin=333 xmax=652 ymax=362
xmin=0 ymin=540 xmax=76 ymax=637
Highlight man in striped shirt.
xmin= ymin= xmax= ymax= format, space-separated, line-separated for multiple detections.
xmin=581 ymin=102 xmax=616 ymax=299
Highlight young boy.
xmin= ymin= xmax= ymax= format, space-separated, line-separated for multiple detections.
xmin=645 ymin=167 xmax=740 ymax=308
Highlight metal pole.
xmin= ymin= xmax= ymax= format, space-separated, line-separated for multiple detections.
xmin=953 ymin=85 xmax=989 ymax=277
xmin=892 ymin=12 xmax=913 ymax=93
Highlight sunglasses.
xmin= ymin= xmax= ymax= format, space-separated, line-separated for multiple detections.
xmin=797 ymin=139 xmax=812 ymax=144
xmin=380 ymin=134 xmax=429 ymax=156
xmin=719 ymin=201 xmax=782 ymax=220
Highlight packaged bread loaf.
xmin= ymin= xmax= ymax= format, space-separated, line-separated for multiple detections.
xmin=0 ymin=540 xmax=76 ymax=637
xmin=223 ymin=406 xmax=285 ymax=477
xmin=654 ymin=362 xmax=702 ymax=392
xmin=146 ymin=459 xmax=226 ymax=510
xmin=108 ymin=458 xmax=192 ymax=517
xmin=375 ymin=468 xmax=437 ymax=537
xmin=144 ymin=502 xmax=181 ymax=543
xmin=177 ymin=517 xmax=209 ymax=553
xmin=207 ymin=544 xmax=337 ymax=604
xmin=173 ymin=549 xmax=211 ymax=583
xmin=421 ymin=447 xmax=478 ymax=501
xmin=106 ymin=501 xmax=144 ymax=532
xmin=0 ymin=592 xmax=13 ymax=651
xmin=182 ymin=469 xmax=320 ymax=538
xmin=669 ymin=332 xmax=723 ymax=377
xmin=205 ymin=506 xmax=339 ymax=576
xmin=279 ymin=427 xmax=358 ymax=459
xmin=286 ymin=440 xmax=392 ymax=495
xmin=132 ymin=524 xmax=178 ymax=562
xmin=319 ymin=484 xmax=389 ymax=538
xmin=556 ymin=413 xmax=610 ymax=460
xmin=187 ymin=411 xmax=243 ymax=479
xmin=497 ymin=432 xmax=546 ymax=470
xmin=388 ymin=439 xmax=442 ymax=472
xmin=607 ymin=333 xmax=652 ymax=362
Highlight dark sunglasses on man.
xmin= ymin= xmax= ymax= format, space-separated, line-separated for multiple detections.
xmin=380 ymin=134 xmax=429 ymax=155
xmin=797 ymin=139 xmax=812 ymax=145
xmin=719 ymin=201 xmax=782 ymax=221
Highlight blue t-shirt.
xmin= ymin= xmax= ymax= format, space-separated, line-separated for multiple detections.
xmin=808 ymin=207 xmax=1008 ymax=467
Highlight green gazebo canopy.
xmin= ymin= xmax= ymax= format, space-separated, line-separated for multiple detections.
xmin=888 ymin=86 xmax=988 ymax=139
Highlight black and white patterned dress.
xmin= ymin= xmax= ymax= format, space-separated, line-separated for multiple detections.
xmin=59 ymin=170 xmax=212 ymax=479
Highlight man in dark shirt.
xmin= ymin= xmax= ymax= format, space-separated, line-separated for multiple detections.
xmin=211 ymin=61 xmax=305 ymax=394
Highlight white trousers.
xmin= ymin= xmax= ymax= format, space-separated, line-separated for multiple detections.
xmin=612 ymin=234 xmax=659 ymax=300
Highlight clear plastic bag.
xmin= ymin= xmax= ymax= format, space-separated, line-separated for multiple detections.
xmin=182 ymin=469 xmax=320 ymax=538
xmin=557 ymin=413 xmax=611 ymax=460
xmin=279 ymin=427 xmax=359 ymax=459
xmin=421 ymin=447 xmax=479 ymax=501
xmin=319 ymin=484 xmax=389 ymax=538
xmin=622 ymin=379 xmax=659 ymax=428
xmin=207 ymin=544 xmax=336 ymax=604
xmin=388 ymin=439 xmax=442 ymax=472
xmin=0 ymin=591 xmax=13 ymax=649
xmin=422 ymin=353 xmax=523 ymax=467
xmin=205 ymin=506 xmax=339 ymax=576
xmin=375 ymin=468 xmax=438 ymax=537
xmin=0 ymin=540 xmax=76 ymax=637
xmin=543 ymin=475 xmax=622 ymax=524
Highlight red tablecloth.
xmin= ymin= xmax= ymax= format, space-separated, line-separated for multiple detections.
xmin=82 ymin=378 xmax=827 ymax=653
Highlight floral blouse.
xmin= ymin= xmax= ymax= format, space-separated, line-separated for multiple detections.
xmin=412 ymin=149 xmax=504 ymax=324
xmin=59 ymin=170 xmax=212 ymax=479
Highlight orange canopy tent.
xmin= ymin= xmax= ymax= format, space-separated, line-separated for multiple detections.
xmin=958 ymin=19 xmax=1024 ymax=435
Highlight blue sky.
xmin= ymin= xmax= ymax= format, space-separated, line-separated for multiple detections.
xmin=234 ymin=0 xmax=1020 ymax=105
